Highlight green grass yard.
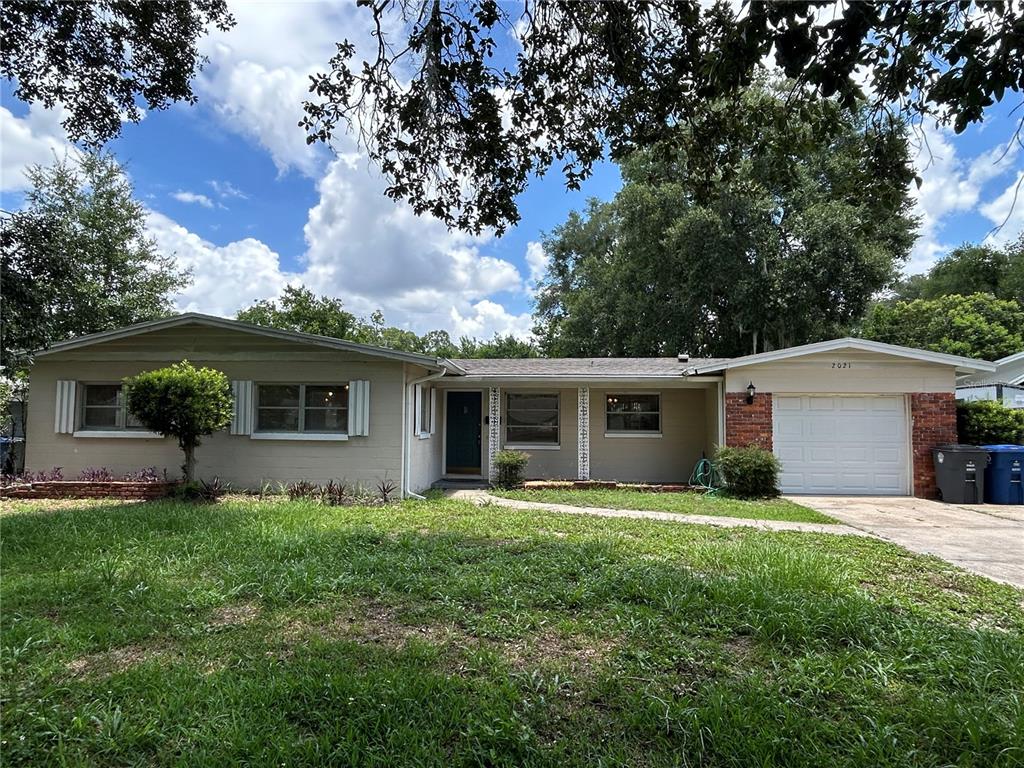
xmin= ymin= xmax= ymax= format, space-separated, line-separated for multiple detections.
xmin=493 ymin=487 xmax=837 ymax=524
xmin=1 ymin=496 xmax=1022 ymax=766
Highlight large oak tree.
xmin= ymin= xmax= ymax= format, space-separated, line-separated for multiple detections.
xmin=533 ymin=84 xmax=917 ymax=358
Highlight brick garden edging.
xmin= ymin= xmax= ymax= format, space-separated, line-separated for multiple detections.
xmin=1 ymin=480 xmax=178 ymax=500
xmin=523 ymin=480 xmax=697 ymax=493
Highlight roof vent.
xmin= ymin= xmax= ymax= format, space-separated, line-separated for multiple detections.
xmin=677 ymin=352 xmax=690 ymax=363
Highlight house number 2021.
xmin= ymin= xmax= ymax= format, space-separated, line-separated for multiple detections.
xmin=831 ymin=362 xmax=852 ymax=369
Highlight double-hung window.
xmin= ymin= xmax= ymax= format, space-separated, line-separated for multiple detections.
xmin=505 ymin=393 xmax=559 ymax=446
xmin=606 ymin=393 xmax=661 ymax=434
xmin=256 ymin=384 xmax=349 ymax=434
xmin=80 ymin=384 xmax=145 ymax=430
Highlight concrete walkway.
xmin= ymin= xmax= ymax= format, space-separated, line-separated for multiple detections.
xmin=790 ymin=496 xmax=1024 ymax=588
xmin=448 ymin=490 xmax=868 ymax=536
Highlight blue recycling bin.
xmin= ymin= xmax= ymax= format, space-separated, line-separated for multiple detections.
xmin=980 ymin=445 xmax=1024 ymax=504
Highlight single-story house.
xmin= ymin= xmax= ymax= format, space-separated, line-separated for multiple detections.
xmin=25 ymin=313 xmax=996 ymax=498
xmin=956 ymin=351 xmax=1024 ymax=409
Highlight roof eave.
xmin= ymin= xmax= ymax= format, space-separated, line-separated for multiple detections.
xmin=687 ymin=338 xmax=997 ymax=375
xmin=33 ymin=312 xmax=451 ymax=370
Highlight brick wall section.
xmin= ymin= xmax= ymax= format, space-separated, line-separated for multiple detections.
xmin=724 ymin=392 xmax=773 ymax=450
xmin=910 ymin=392 xmax=958 ymax=499
xmin=1 ymin=481 xmax=177 ymax=500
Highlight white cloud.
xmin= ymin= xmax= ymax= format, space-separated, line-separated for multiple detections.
xmin=0 ymin=103 xmax=74 ymax=192
xmin=114 ymin=2 xmax=531 ymax=339
xmin=299 ymin=156 xmax=523 ymax=327
xmin=209 ymin=179 xmax=248 ymax=199
xmin=524 ymin=240 xmax=549 ymax=292
xmin=193 ymin=1 xmax=384 ymax=177
xmin=907 ymin=122 xmax=1021 ymax=273
xmin=146 ymin=210 xmax=296 ymax=317
xmin=172 ymin=190 xmax=215 ymax=208
xmin=980 ymin=171 xmax=1024 ymax=248
xmin=450 ymin=300 xmax=534 ymax=340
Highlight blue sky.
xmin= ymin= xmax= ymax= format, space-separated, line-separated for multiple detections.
xmin=2 ymin=2 xmax=1021 ymax=340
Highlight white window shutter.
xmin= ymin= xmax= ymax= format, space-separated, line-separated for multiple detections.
xmin=350 ymin=380 xmax=370 ymax=436
xmin=413 ymin=383 xmax=424 ymax=434
xmin=54 ymin=380 xmax=76 ymax=434
xmin=429 ymin=387 xmax=437 ymax=434
xmin=230 ymin=380 xmax=254 ymax=435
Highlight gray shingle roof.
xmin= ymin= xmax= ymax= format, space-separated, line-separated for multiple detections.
xmin=450 ymin=357 xmax=728 ymax=377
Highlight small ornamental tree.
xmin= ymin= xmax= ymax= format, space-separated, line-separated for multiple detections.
xmin=125 ymin=362 xmax=233 ymax=483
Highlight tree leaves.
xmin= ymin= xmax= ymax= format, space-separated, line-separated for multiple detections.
xmin=0 ymin=152 xmax=191 ymax=373
xmin=302 ymin=0 xmax=1024 ymax=234
xmin=862 ymin=293 xmax=1024 ymax=361
xmin=1 ymin=1 xmax=235 ymax=146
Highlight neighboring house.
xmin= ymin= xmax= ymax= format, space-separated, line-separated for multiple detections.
xmin=25 ymin=314 xmax=995 ymax=498
xmin=956 ymin=351 xmax=1024 ymax=409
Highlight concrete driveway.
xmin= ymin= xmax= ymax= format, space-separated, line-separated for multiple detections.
xmin=789 ymin=496 xmax=1024 ymax=588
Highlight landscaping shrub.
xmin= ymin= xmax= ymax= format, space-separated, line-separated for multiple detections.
xmin=124 ymin=361 xmax=233 ymax=483
xmin=122 ymin=466 xmax=165 ymax=483
xmin=376 ymin=478 xmax=398 ymax=502
xmin=286 ymin=480 xmax=321 ymax=501
xmin=78 ymin=467 xmax=114 ymax=482
xmin=283 ymin=478 xmax=394 ymax=505
xmin=715 ymin=446 xmax=781 ymax=499
xmin=3 ymin=467 xmax=63 ymax=486
xmin=957 ymin=400 xmax=1024 ymax=445
xmin=173 ymin=477 xmax=230 ymax=502
xmin=493 ymin=449 xmax=529 ymax=489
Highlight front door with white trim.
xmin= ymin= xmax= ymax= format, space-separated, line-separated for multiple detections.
xmin=444 ymin=391 xmax=483 ymax=476
xmin=773 ymin=395 xmax=909 ymax=495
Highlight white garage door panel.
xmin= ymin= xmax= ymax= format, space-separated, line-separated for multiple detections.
xmin=774 ymin=395 xmax=909 ymax=495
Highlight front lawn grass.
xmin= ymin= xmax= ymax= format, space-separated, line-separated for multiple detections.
xmin=2 ymin=496 xmax=1022 ymax=766
xmin=493 ymin=487 xmax=836 ymax=524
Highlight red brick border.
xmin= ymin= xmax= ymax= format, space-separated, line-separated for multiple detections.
xmin=522 ymin=480 xmax=695 ymax=492
xmin=1 ymin=480 xmax=178 ymax=500
xmin=724 ymin=392 xmax=773 ymax=450
xmin=910 ymin=392 xmax=957 ymax=499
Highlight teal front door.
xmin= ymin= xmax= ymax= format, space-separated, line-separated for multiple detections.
xmin=446 ymin=391 xmax=482 ymax=475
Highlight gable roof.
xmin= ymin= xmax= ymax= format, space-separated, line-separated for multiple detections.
xmin=686 ymin=338 xmax=996 ymax=375
xmin=34 ymin=313 xmax=463 ymax=372
xmin=451 ymin=357 xmax=725 ymax=378
xmin=995 ymin=351 xmax=1024 ymax=384
xmin=957 ymin=350 xmax=1024 ymax=386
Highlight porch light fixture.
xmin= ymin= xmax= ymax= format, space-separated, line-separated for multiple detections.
xmin=745 ymin=382 xmax=756 ymax=405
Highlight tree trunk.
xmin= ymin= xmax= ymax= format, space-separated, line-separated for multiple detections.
xmin=183 ymin=444 xmax=196 ymax=484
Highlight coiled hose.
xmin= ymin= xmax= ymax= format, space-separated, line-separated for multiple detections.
xmin=689 ymin=457 xmax=721 ymax=494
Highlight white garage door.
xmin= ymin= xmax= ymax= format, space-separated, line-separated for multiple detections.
xmin=773 ymin=395 xmax=909 ymax=495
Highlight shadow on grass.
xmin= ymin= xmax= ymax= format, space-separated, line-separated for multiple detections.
xmin=1 ymin=498 xmax=1022 ymax=767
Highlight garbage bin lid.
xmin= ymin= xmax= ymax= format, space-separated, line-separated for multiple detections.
xmin=935 ymin=443 xmax=987 ymax=451
xmin=979 ymin=444 xmax=1024 ymax=450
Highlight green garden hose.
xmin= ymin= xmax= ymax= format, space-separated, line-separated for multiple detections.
xmin=689 ymin=458 xmax=721 ymax=494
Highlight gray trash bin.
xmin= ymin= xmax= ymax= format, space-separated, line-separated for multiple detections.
xmin=932 ymin=444 xmax=990 ymax=504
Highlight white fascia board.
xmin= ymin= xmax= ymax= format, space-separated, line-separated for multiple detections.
xmin=687 ymin=338 xmax=997 ymax=375
xmin=436 ymin=375 xmax=722 ymax=387
xmin=994 ymin=351 xmax=1024 ymax=366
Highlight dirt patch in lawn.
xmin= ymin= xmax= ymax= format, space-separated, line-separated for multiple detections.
xmin=66 ymin=643 xmax=172 ymax=678
xmin=273 ymin=600 xmax=616 ymax=674
xmin=208 ymin=601 xmax=261 ymax=628
xmin=274 ymin=600 xmax=465 ymax=656
xmin=502 ymin=629 xmax=616 ymax=672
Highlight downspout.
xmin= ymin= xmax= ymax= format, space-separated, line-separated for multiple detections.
xmin=403 ymin=366 xmax=448 ymax=499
